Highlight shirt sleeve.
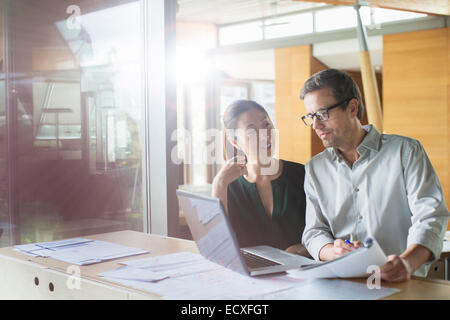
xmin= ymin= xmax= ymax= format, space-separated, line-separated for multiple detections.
xmin=301 ymin=162 xmax=335 ymax=261
xmin=403 ymin=140 xmax=450 ymax=263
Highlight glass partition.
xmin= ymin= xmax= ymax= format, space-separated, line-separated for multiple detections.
xmin=2 ymin=0 xmax=146 ymax=245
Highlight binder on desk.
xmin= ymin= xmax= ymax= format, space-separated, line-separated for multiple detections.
xmin=289 ymin=237 xmax=387 ymax=279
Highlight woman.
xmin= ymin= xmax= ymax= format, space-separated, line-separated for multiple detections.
xmin=211 ymin=99 xmax=309 ymax=256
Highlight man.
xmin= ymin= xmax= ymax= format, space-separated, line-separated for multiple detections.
xmin=300 ymin=68 xmax=449 ymax=282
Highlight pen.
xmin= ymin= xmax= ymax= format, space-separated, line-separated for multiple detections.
xmin=345 ymin=239 xmax=353 ymax=246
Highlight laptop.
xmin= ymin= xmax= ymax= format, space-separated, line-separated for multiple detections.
xmin=176 ymin=189 xmax=317 ymax=276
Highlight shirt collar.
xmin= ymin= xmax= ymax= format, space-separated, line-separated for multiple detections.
xmin=359 ymin=124 xmax=381 ymax=152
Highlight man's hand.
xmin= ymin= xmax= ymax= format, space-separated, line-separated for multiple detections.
xmin=380 ymin=244 xmax=432 ymax=282
xmin=318 ymin=239 xmax=364 ymax=261
xmin=380 ymin=255 xmax=412 ymax=282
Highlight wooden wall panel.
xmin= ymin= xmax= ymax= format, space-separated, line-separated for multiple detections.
xmin=275 ymin=45 xmax=313 ymax=165
xmin=310 ymin=57 xmax=328 ymax=157
xmin=448 ymin=27 xmax=450 ymax=229
xmin=383 ymin=28 xmax=449 ymax=229
xmin=275 ymin=48 xmax=328 ymax=164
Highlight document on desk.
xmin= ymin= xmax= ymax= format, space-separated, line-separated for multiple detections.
xmin=14 ymin=238 xmax=148 ymax=265
xmin=289 ymin=237 xmax=387 ymax=279
xmin=99 ymin=265 xmax=169 ymax=282
xmin=118 ymin=251 xmax=222 ymax=278
xmin=102 ymin=265 xmax=292 ymax=300
xmin=100 ymin=251 xmax=398 ymax=300
xmin=100 ymin=252 xmax=292 ymax=299
xmin=251 ymin=277 xmax=399 ymax=300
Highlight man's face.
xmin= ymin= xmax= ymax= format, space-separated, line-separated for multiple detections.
xmin=303 ymin=88 xmax=355 ymax=149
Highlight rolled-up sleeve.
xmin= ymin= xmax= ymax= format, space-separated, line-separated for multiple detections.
xmin=302 ymin=162 xmax=334 ymax=261
xmin=403 ymin=140 xmax=450 ymax=263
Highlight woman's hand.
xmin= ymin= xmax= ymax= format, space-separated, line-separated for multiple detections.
xmin=213 ymin=156 xmax=248 ymax=188
xmin=211 ymin=156 xmax=247 ymax=213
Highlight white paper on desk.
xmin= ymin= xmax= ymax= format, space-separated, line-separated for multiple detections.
xmin=289 ymin=237 xmax=387 ymax=279
xmin=99 ymin=266 xmax=169 ymax=282
xmin=122 ymin=251 xmax=203 ymax=269
xmin=252 ymin=278 xmax=399 ymax=300
xmin=102 ymin=266 xmax=292 ymax=300
xmin=14 ymin=238 xmax=93 ymax=253
xmin=15 ymin=239 xmax=148 ymax=265
xmin=36 ymin=238 xmax=94 ymax=249
xmin=48 ymin=241 xmax=148 ymax=265
xmin=121 ymin=252 xmax=222 ymax=278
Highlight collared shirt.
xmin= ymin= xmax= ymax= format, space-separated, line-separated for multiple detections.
xmin=302 ymin=125 xmax=450 ymax=277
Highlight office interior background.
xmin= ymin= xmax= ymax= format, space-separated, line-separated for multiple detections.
xmin=0 ymin=0 xmax=449 ymax=249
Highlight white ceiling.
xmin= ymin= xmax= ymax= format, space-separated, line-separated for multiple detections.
xmin=176 ymin=0 xmax=326 ymax=25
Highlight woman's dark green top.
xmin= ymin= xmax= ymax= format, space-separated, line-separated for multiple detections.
xmin=227 ymin=160 xmax=306 ymax=250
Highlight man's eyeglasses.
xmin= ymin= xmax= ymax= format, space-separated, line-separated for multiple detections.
xmin=301 ymin=97 xmax=354 ymax=127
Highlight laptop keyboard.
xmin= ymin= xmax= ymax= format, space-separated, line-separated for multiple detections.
xmin=240 ymin=250 xmax=282 ymax=269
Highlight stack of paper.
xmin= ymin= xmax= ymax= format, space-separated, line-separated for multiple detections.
xmin=14 ymin=238 xmax=148 ymax=265
xmin=99 ymin=251 xmax=222 ymax=283
xmin=100 ymin=252 xmax=293 ymax=299
xmin=100 ymin=252 xmax=399 ymax=300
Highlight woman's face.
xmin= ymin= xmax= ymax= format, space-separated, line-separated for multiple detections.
xmin=231 ymin=108 xmax=276 ymax=163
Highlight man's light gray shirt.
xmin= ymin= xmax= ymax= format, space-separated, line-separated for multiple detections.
xmin=302 ymin=125 xmax=449 ymax=277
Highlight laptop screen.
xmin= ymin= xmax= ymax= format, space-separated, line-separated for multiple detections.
xmin=176 ymin=190 xmax=249 ymax=276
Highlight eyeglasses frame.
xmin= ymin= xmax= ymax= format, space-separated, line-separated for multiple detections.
xmin=301 ymin=97 xmax=354 ymax=127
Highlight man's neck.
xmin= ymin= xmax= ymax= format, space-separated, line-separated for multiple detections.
xmin=338 ymin=126 xmax=367 ymax=166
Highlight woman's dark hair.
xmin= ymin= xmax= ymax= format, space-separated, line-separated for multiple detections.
xmin=222 ymin=99 xmax=268 ymax=160
xmin=300 ymin=68 xmax=365 ymax=120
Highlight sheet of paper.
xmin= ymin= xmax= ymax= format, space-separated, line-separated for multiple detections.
xmin=99 ymin=266 xmax=169 ymax=282
xmin=121 ymin=252 xmax=223 ymax=278
xmin=102 ymin=266 xmax=292 ymax=300
xmin=289 ymin=237 xmax=387 ymax=279
xmin=15 ymin=238 xmax=94 ymax=253
xmin=36 ymin=238 xmax=94 ymax=249
xmin=121 ymin=251 xmax=203 ymax=269
xmin=15 ymin=239 xmax=148 ymax=265
xmin=252 ymin=278 xmax=399 ymax=300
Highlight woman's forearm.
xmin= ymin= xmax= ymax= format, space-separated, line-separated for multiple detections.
xmin=212 ymin=175 xmax=229 ymax=214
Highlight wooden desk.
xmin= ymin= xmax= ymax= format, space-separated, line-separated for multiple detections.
xmin=0 ymin=230 xmax=448 ymax=300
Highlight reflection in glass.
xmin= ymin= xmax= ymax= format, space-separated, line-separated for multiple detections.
xmin=3 ymin=0 xmax=144 ymax=245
